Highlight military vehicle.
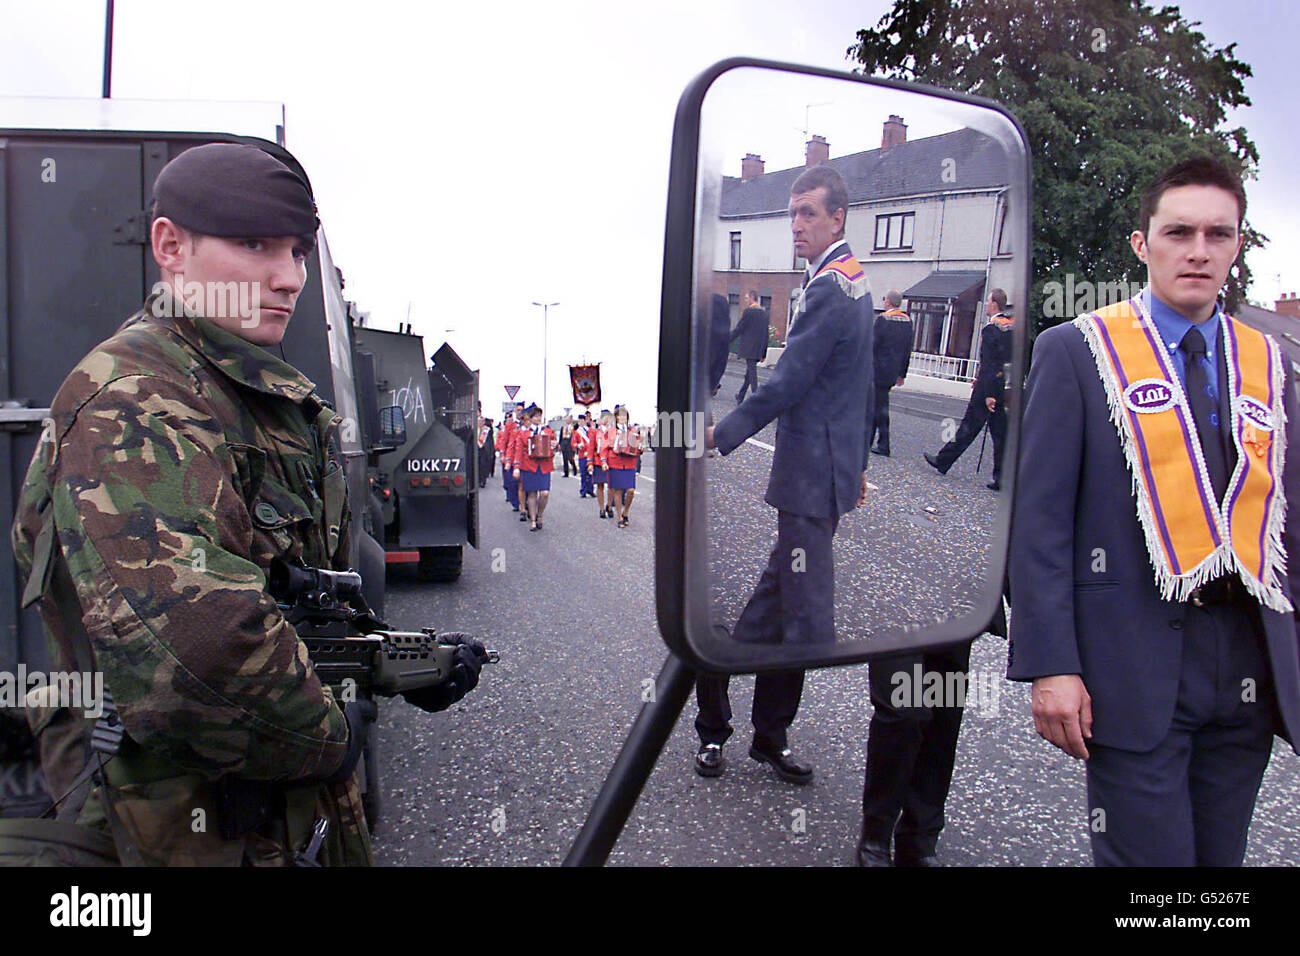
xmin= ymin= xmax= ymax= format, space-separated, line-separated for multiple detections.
xmin=0 ymin=112 xmax=400 ymax=820
xmin=353 ymin=327 xmax=480 ymax=582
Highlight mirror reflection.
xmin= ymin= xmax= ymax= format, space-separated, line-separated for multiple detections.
xmin=697 ymin=69 xmax=1023 ymax=650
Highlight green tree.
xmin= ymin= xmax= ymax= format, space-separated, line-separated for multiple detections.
xmin=848 ymin=0 xmax=1262 ymax=330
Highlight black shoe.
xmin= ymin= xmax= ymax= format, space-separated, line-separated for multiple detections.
xmin=855 ymin=837 xmax=893 ymax=867
xmin=894 ymin=851 xmax=940 ymax=867
xmin=536 ymin=521 xmax=543 ymax=531
xmin=870 ymin=444 xmax=889 ymax=457
xmin=599 ymin=509 xmax=608 ymax=519
xmin=694 ymin=743 xmax=726 ymax=777
xmin=748 ymin=743 xmax=813 ymax=785
xmin=520 ymin=512 xmax=529 ymax=521
xmin=923 ymin=452 xmax=948 ymax=475
xmin=986 ymin=480 xmax=1001 ymax=491
xmin=529 ymin=522 xmax=538 ymax=532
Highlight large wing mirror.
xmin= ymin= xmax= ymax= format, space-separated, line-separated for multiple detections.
xmin=654 ymin=59 xmax=1032 ymax=674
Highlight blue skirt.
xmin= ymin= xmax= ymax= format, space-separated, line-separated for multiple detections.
xmin=591 ymin=466 xmax=609 ymax=484
xmin=520 ymin=469 xmax=551 ymax=493
xmin=608 ymin=467 xmax=636 ymax=491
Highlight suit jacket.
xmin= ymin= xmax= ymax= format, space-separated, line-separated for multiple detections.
xmin=973 ymin=318 xmax=1013 ymax=402
xmin=708 ymin=293 xmax=731 ymax=391
xmin=713 ymin=241 xmax=874 ymax=520
xmin=1008 ymin=319 xmax=1300 ymax=753
xmin=872 ymin=309 xmax=914 ymax=385
xmin=731 ymin=305 xmax=770 ymax=361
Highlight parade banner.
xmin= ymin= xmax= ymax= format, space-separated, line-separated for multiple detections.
xmin=570 ymin=363 xmax=601 ymax=406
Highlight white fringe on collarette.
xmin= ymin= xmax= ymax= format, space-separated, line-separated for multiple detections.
xmin=1072 ymin=310 xmax=1292 ymax=613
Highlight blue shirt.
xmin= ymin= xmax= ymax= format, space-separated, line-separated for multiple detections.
xmin=1144 ymin=287 xmax=1223 ymax=418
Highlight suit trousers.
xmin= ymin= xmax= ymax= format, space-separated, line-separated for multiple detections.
xmin=1085 ymin=597 xmax=1278 ymax=866
xmin=933 ymin=393 xmax=1007 ymax=480
xmin=736 ymin=359 xmax=760 ymax=402
xmin=870 ymin=383 xmax=895 ymax=452
xmin=696 ymin=508 xmax=839 ymax=750
xmin=578 ymin=457 xmax=593 ymax=496
xmin=860 ymin=640 xmax=972 ymax=856
xmin=561 ymin=440 xmax=575 ymax=476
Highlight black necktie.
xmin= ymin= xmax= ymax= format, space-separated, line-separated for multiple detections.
xmin=1180 ymin=326 xmax=1227 ymax=500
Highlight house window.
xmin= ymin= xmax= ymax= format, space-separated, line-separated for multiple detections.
xmin=997 ymin=204 xmax=1012 ymax=255
xmin=730 ymin=232 xmax=741 ymax=269
xmin=728 ymin=292 xmax=740 ymax=325
xmin=760 ymin=295 xmax=772 ymax=313
xmin=874 ymin=212 xmax=915 ymax=251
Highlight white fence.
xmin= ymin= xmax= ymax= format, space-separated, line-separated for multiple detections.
xmin=909 ymin=352 xmax=979 ymax=383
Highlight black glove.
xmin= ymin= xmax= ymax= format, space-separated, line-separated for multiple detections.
xmin=401 ymin=633 xmax=489 ymax=713
xmin=325 ymin=699 xmax=378 ymax=784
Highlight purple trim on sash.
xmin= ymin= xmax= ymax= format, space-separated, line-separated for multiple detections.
xmin=1257 ymin=329 xmax=1277 ymax=575
xmin=1094 ymin=314 xmax=1183 ymax=572
xmin=1227 ymin=321 xmax=1248 ymax=523
xmin=1137 ymin=304 xmax=1222 ymax=547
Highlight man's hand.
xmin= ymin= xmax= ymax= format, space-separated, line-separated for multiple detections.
xmin=1031 ymin=674 xmax=1092 ymax=759
xmin=855 ymin=471 xmax=869 ymax=508
xmin=705 ymin=425 xmax=716 ymax=450
xmin=896 ymin=377 xmax=905 ymax=387
xmin=985 ymin=396 xmax=997 ymax=412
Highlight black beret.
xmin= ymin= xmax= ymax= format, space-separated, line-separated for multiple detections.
xmin=152 ymin=143 xmax=319 ymax=248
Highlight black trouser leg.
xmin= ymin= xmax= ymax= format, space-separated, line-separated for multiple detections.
xmin=860 ymin=641 xmax=972 ymax=855
xmin=989 ymin=405 xmax=1007 ymax=481
xmin=728 ymin=509 xmax=837 ymax=750
xmin=695 ymin=674 xmax=734 ymax=746
xmin=872 ymin=383 xmax=893 ymax=451
xmin=737 ymin=359 xmax=758 ymax=401
xmin=933 ymin=394 xmax=989 ymax=472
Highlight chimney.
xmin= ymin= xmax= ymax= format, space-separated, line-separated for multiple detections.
xmin=1275 ymin=292 xmax=1300 ymax=320
xmin=740 ymin=153 xmax=765 ymax=181
xmin=882 ymin=114 xmax=907 ymax=152
xmin=805 ymin=135 xmax=829 ymax=167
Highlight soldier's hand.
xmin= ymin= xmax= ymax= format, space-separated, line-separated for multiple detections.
xmin=1031 ymin=674 xmax=1092 ymax=759
xmin=985 ymin=396 xmax=997 ymax=412
xmin=705 ymin=425 xmax=716 ymax=450
xmin=401 ymin=634 xmax=488 ymax=714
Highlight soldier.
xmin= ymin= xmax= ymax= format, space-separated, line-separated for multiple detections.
xmin=10 ymin=143 xmax=487 ymax=866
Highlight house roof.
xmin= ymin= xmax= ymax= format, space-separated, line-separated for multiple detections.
xmin=905 ymin=270 xmax=987 ymax=301
xmin=721 ymin=127 xmax=1009 ymax=219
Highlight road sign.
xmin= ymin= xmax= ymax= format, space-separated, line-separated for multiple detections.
xmin=505 ymin=385 xmax=520 ymax=399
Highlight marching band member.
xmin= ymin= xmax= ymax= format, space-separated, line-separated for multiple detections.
xmin=498 ymin=400 xmax=525 ymax=511
xmin=590 ymin=408 xmax=614 ymax=518
xmin=575 ymin=414 xmax=595 ymax=498
xmin=603 ymin=405 xmax=643 ymax=528
xmin=511 ymin=404 xmax=556 ymax=531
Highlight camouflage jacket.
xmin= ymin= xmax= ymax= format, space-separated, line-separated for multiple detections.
xmin=11 ymin=289 xmax=372 ymax=866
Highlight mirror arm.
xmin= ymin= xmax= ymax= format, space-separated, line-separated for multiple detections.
xmin=564 ymin=652 xmax=696 ymax=866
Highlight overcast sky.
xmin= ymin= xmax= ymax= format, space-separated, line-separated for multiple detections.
xmin=1 ymin=0 xmax=1294 ymax=417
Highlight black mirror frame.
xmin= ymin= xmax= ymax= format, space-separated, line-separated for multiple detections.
xmin=654 ymin=57 xmax=1033 ymax=676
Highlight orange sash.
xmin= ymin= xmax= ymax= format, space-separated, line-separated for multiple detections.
xmin=1074 ymin=297 xmax=1290 ymax=611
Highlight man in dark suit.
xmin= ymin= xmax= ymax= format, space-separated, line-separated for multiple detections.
xmin=695 ymin=164 xmax=874 ymax=783
xmin=708 ymin=292 xmax=731 ymax=397
xmin=1010 ymin=156 xmax=1300 ymax=865
xmin=869 ymin=288 xmax=915 ymax=457
xmin=731 ymin=290 xmax=770 ymax=403
xmin=924 ymin=289 xmax=1014 ymax=489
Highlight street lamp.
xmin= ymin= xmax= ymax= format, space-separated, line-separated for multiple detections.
xmin=531 ymin=301 xmax=559 ymax=412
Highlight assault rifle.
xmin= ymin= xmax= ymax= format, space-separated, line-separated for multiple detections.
xmin=256 ymin=559 xmax=498 ymax=837
xmin=268 ymin=559 xmax=499 ymax=699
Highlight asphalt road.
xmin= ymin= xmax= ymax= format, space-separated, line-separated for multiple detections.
xmin=369 ymin=358 xmax=1300 ymax=866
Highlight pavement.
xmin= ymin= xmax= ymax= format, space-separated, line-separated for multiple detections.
xmin=369 ymin=358 xmax=1300 ymax=866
